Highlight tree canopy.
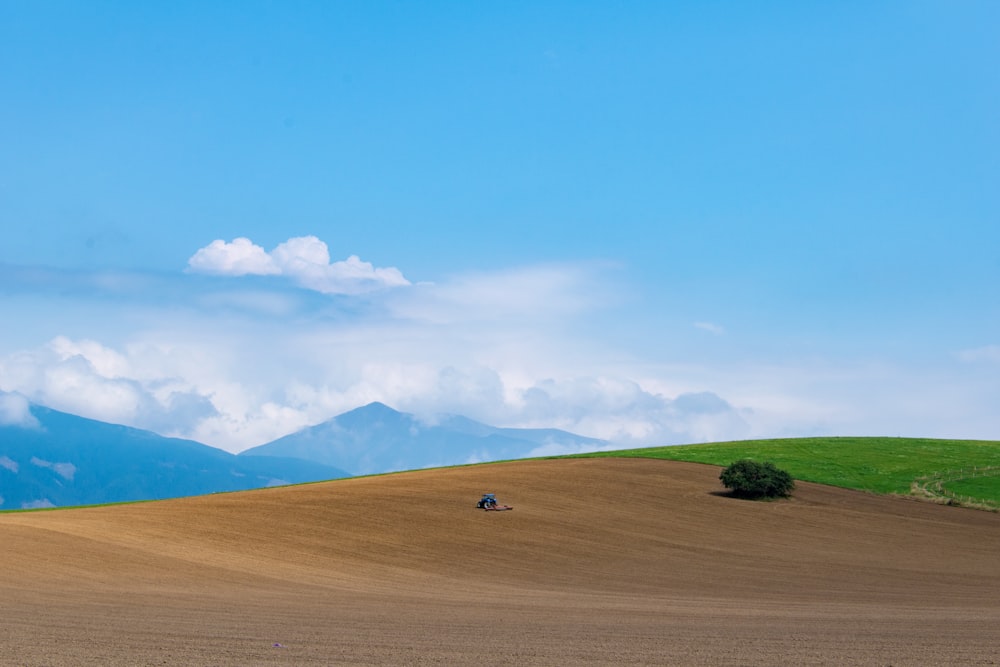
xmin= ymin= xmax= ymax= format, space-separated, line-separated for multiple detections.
xmin=720 ymin=459 xmax=795 ymax=499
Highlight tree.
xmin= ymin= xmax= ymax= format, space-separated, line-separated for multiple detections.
xmin=719 ymin=459 xmax=795 ymax=499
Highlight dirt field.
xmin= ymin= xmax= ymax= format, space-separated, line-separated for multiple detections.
xmin=2 ymin=457 xmax=999 ymax=665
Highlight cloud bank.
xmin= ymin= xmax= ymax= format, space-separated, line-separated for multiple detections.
xmin=0 ymin=246 xmax=762 ymax=451
xmin=3 ymin=237 xmax=998 ymax=454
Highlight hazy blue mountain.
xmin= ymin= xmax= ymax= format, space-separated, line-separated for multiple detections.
xmin=239 ymin=402 xmax=612 ymax=475
xmin=0 ymin=404 xmax=347 ymax=510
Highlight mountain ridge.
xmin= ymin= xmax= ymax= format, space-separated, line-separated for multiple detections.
xmin=0 ymin=402 xmax=347 ymax=510
xmin=240 ymin=401 xmax=613 ymax=475
xmin=0 ymin=398 xmax=613 ymax=508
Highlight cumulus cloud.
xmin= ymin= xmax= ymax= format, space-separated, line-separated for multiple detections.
xmin=0 ymin=336 xmax=217 ymax=435
xmin=187 ymin=237 xmax=280 ymax=276
xmin=187 ymin=235 xmax=410 ymax=295
xmin=510 ymin=377 xmax=749 ymax=446
xmin=0 ymin=456 xmax=19 ymax=472
xmin=0 ymin=392 xmax=40 ymax=429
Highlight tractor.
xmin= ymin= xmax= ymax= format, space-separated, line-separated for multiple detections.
xmin=476 ymin=493 xmax=512 ymax=511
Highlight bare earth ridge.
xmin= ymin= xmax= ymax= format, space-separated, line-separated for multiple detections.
xmin=2 ymin=458 xmax=1000 ymax=665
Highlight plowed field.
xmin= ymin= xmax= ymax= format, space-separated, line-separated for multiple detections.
xmin=2 ymin=458 xmax=1000 ymax=665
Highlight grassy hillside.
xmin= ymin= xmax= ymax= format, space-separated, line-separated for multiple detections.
xmin=574 ymin=437 xmax=1000 ymax=506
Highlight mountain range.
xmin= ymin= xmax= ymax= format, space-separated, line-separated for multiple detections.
xmin=241 ymin=401 xmax=612 ymax=475
xmin=0 ymin=399 xmax=611 ymax=509
xmin=0 ymin=404 xmax=347 ymax=510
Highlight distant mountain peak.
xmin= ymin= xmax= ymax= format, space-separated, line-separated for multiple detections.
xmin=240 ymin=403 xmax=612 ymax=476
xmin=355 ymin=401 xmax=398 ymax=414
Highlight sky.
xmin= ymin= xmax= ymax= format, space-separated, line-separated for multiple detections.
xmin=1 ymin=1 xmax=998 ymax=453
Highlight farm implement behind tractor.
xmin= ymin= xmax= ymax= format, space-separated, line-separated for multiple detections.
xmin=476 ymin=493 xmax=513 ymax=511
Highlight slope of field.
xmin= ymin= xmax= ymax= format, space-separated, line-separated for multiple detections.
xmin=2 ymin=458 xmax=1000 ymax=666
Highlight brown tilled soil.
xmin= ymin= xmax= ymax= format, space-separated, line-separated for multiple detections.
xmin=2 ymin=458 xmax=1000 ymax=665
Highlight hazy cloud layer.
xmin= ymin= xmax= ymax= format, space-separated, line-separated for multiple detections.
xmin=188 ymin=236 xmax=410 ymax=295
xmin=2 ymin=249 xmax=998 ymax=454
xmin=0 ymin=255 xmax=766 ymax=451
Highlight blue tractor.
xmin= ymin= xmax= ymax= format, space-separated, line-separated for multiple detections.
xmin=476 ymin=493 xmax=512 ymax=511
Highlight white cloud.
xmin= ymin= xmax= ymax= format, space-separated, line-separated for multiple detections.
xmin=270 ymin=235 xmax=331 ymax=270
xmin=49 ymin=336 xmax=130 ymax=378
xmin=0 ymin=456 xmax=19 ymax=472
xmin=0 ymin=392 xmax=40 ymax=429
xmin=187 ymin=235 xmax=410 ymax=295
xmin=0 ymin=337 xmax=216 ymax=434
xmin=505 ymin=377 xmax=749 ymax=446
xmin=187 ymin=237 xmax=280 ymax=276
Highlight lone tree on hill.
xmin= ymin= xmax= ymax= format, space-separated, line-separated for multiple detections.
xmin=720 ymin=459 xmax=795 ymax=499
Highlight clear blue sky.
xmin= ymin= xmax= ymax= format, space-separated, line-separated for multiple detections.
xmin=1 ymin=2 xmax=997 ymax=452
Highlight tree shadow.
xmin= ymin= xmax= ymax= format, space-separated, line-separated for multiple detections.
xmin=708 ymin=489 xmax=790 ymax=502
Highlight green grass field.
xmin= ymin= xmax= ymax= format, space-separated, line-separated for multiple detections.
xmin=936 ymin=474 xmax=1000 ymax=505
xmin=572 ymin=437 xmax=1000 ymax=506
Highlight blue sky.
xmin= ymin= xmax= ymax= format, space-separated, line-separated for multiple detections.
xmin=1 ymin=2 xmax=998 ymax=452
